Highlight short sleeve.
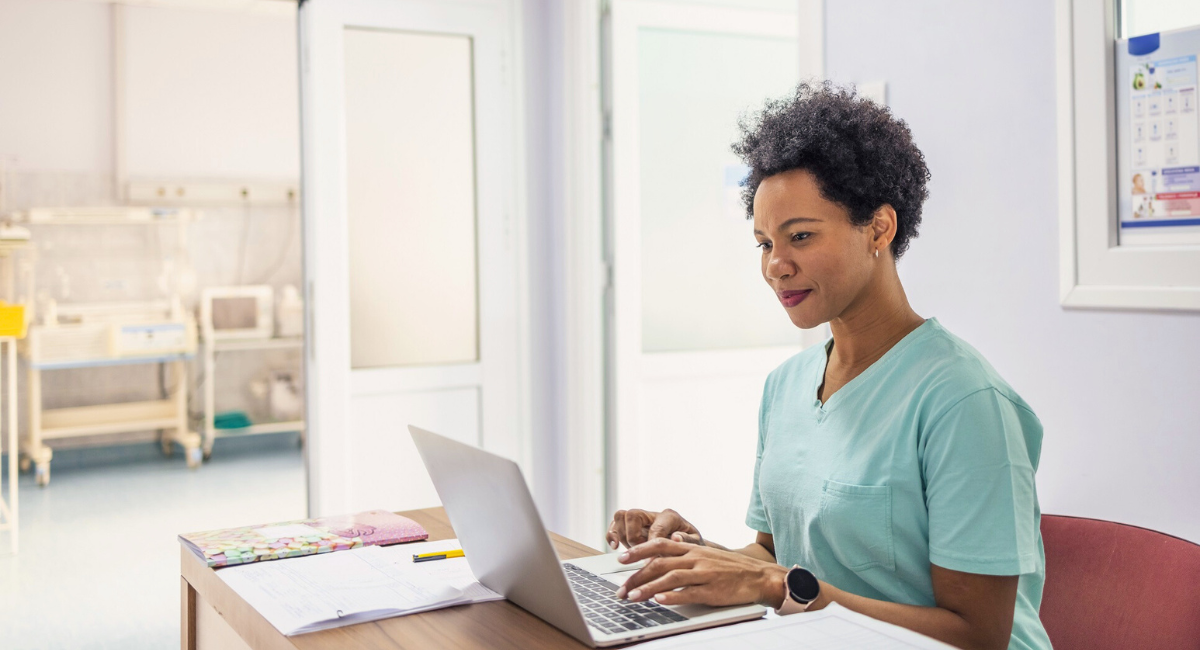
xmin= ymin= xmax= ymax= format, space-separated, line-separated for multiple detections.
xmin=745 ymin=376 xmax=772 ymax=534
xmin=922 ymin=388 xmax=1042 ymax=576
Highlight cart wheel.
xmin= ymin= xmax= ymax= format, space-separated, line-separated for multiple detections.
xmin=160 ymin=435 xmax=174 ymax=457
xmin=19 ymin=456 xmax=31 ymax=472
xmin=35 ymin=463 xmax=50 ymax=487
xmin=186 ymin=447 xmax=203 ymax=469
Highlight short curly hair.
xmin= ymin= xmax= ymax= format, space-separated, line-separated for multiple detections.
xmin=732 ymin=81 xmax=930 ymax=259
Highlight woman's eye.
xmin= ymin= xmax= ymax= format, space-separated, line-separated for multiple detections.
xmin=791 ymin=232 xmax=811 ymax=242
xmin=756 ymin=241 xmax=772 ymax=251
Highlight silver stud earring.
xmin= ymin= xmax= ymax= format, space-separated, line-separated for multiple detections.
xmin=874 ymin=249 xmax=879 ymax=258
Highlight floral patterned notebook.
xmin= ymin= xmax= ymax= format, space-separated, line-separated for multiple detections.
xmin=179 ymin=509 xmax=429 ymax=568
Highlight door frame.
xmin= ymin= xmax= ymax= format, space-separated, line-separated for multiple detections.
xmin=299 ymin=0 xmax=530 ymax=516
xmin=552 ymin=0 xmax=609 ymax=546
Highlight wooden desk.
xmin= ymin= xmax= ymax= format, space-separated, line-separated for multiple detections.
xmin=180 ymin=507 xmax=602 ymax=649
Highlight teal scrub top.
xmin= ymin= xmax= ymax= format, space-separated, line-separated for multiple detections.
xmin=746 ymin=319 xmax=1051 ymax=650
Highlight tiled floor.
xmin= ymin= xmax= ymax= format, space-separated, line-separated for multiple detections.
xmin=0 ymin=434 xmax=306 ymax=650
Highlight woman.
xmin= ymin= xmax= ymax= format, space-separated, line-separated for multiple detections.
xmin=606 ymin=83 xmax=1051 ymax=650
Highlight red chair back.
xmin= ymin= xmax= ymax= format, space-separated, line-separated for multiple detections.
xmin=1040 ymin=514 xmax=1200 ymax=650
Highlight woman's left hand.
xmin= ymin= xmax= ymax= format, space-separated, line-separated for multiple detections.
xmin=614 ymin=537 xmax=789 ymax=609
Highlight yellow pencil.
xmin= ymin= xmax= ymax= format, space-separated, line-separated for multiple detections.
xmin=412 ymin=549 xmax=465 ymax=562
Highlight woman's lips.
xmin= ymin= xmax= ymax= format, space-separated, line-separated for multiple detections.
xmin=778 ymin=289 xmax=811 ymax=308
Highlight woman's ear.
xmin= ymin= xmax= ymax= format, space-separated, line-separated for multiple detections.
xmin=871 ymin=204 xmax=898 ymax=254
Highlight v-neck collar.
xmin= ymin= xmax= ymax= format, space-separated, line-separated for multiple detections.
xmin=813 ymin=318 xmax=936 ymax=416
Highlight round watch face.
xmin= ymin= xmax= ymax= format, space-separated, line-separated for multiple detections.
xmin=787 ymin=566 xmax=820 ymax=603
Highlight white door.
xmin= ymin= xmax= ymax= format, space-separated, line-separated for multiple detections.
xmin=300 ymin=0 xmax=524 ymax=516
xmin=609 ymin=0 xmax=824 ymax=546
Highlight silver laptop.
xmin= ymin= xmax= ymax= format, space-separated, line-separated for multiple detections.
xmin=409 ymin=425 xmax=766 ymax=647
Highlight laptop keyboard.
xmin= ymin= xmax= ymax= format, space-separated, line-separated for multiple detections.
xmin=563 ymin=563 xmax=690 ymax=636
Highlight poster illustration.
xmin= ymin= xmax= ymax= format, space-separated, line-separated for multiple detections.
xmin=1117 ymin=29 xmax=1200 ymax=246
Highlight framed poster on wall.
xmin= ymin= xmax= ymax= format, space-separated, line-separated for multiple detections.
xmin=1057 ymin=0 xmax=1200 ymax=311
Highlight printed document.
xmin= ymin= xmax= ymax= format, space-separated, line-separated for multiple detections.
xmin=636 ymin=602 xmax=956 ymax=650
xmin=218 ymin=538 xmax=501 ymax=635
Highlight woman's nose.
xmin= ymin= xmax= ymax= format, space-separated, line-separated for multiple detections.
xmin=766 ymin=253 xmax=794 ymax=281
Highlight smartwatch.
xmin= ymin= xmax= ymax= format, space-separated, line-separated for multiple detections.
xmin=776 ymin=565 xmax=820 ymax=615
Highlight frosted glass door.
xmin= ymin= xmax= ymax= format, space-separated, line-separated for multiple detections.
xmin=610 ymin=1 xmax=816 ymax=549
xmin=638 ymin=28 xmax=800 ymax=353
xmin=344 ymin=29 xmax=479 ymax=369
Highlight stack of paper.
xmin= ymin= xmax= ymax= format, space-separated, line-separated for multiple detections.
xmin=637 ymin=603 xmax=956 ymax=650
xmin=218 ymin=538 xmax=501 ymax=635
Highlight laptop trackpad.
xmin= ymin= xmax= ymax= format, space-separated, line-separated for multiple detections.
xmin=568 ymin=551 xmax=644 ymax=579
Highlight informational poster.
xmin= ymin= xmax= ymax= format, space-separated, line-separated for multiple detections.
xmin=1116 ymin=28 xmax=1200 ymax=246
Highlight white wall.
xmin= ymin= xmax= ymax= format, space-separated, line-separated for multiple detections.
xmin=826 ymin=1 xmax=1200 ymax=541
xmin=123 ymin=3 xmax=299 ymax=179
xmin=0 ymin=0 xmax=113 ymax=173
xmin=0 ymin=0 xmax=298 ymax=180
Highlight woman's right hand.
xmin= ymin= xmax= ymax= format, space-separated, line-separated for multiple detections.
xmin=606 ymin=508 xmax=703 ymax=550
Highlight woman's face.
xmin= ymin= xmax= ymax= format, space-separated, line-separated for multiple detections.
xmin=753 ymin=168 xmax=878 ymax=330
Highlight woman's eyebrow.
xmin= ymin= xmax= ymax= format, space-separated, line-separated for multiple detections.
xmin=753 ymin=217 xmax=821 ymax=236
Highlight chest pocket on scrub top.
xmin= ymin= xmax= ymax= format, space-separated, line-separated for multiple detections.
xmin=817 ymin=480 xmax=896 ymax=572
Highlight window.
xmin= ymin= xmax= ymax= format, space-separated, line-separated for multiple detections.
xmin=1057 ymin=0 xmax=1200 ymax=311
